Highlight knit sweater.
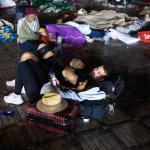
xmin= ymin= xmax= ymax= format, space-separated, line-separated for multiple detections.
xmin=18 ymin=18 xmax=39 ymax=43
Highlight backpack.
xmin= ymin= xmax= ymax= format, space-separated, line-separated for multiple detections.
xmin=0 ymin=20 xmax=16 ymax=43
xmin=78 ymin=75 xmax=124 ymax=120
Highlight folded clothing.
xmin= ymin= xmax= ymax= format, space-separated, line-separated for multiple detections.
xmin=108 ymin=29 xmax=140 ymax=44
xmin=88 ymin=29 xmax=105 ymax=38
xmin=116 ymin=20 xmax=145 ymax=34
xmin=74 ymin=10 xmax=138 ymax=30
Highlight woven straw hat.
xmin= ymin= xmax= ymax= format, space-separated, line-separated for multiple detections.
xmin=36 ymin=93 xmax=68 ymax=113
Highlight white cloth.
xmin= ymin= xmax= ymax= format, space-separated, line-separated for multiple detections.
xmin=0 ymin=19 xmax=14 ymax=30
xmin=40 ymin=82 xmax=106 ymax=101
xmin=40 ymin=82 xmax=54 ymax=94
xmin=0 ymin=0 xmax=16 ymax=8
xmin=116 ymin=20 xmax=145 ymax=34
xmin=65 ymin=21 xmax=91 ymax=35
xmin=59 ymin=87 xmax=106 ymax=101
xmin=108 ymin=29 xmax=140 ymax=44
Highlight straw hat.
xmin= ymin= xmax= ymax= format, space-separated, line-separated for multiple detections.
xmin=36 ymin=93 xmax=68 ymax=113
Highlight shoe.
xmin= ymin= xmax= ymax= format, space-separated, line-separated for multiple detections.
xmin=80 ymin=116 xmax=90 ymax=123
xmin=85 ymin=36 xmax=94 ymax=43
xmin=4 ymin=92 xmax=23 ymax=105
xmin=6 ymin=79 xmax=15 ymax=87
xmin=21 ymin=86 xmax=25 ymax=94
xmin=82 ymin=118 xmax=90 ymax=123
xmin=145 ymin=14 xmax=150 ymax=22
xmin=108 ymin=104 xmax=115 ymax=115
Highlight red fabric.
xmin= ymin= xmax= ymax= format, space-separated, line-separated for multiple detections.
xmin=138 ymin=31 xmax=150 ymax=43
xmin=27 ymin=120 xmax=65 ymax=135
xmin=26 ymin=101 xmax=78 ymax=126
xmin=40 ymin=35 xmax=49 ymax=44
xmin=25 ymin=7 xmax=39 ymax=15
xmin=26 ymin=100 xmax=77 ymax=135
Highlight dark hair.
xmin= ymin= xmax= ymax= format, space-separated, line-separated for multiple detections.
xmin=103 ymin=64 xmax=110 ymax=77
xmin=94 ymin=64 xmax=111 ymax=82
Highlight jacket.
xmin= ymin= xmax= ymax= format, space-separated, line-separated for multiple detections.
xmin=46 ymin=24 xmax=85 ymax=46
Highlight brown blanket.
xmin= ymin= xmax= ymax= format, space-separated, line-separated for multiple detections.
xmin=74 ymin=10 xmax=138 ymax=30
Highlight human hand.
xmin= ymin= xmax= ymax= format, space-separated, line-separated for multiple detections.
xmin=70 ymin=58 xmax=85 ymax=69
xmin=108 ymin=104 xmax=115 ymax=115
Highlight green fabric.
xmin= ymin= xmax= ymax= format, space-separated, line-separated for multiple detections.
xmin=33 ymin=1 xmax=75 ymax=13
xmin=18 ymin=20 xmax=39 ymax=43
xmin=32 ymin=0 xmax=48 ymax=7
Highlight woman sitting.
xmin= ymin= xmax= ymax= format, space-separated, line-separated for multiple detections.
xmin=17 ymin=7 xmax=40 ymax=53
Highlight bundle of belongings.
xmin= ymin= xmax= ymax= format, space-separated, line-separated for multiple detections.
xmin=26 ymin=92 xmax=78 ymax=135
xmin=74 ymin=9 xmax=150 ymax=44
xmin=32 ymin=0 xmax=75 ymax=13
xmin=0 ymin=19 xmax=16 ymax=43
xmin=0 ymin=0 xmax=16 ymax=8
xmin=140 ymin=6 xmax=150 ymax=16
xmin=74 ymin=10 xmax=138 ymax=30
xmin=102 ymin=0 xmax=137 ymax=8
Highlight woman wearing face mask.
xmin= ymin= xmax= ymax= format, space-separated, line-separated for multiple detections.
xmin=17 ymin=7 xmax=40 ymax=53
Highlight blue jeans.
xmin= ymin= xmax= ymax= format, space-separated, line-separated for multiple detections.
xmin=19 ymin=40 xmax=39 ymax=52
xmin=78 ymin=100 xmax=108 ymax=120
xmin=88 ymin=29 xmax=105 ymax=38
xmin=19 ymin=40 xmax=40 ymax=56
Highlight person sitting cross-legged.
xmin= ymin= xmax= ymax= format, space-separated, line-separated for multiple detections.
xmin=17 ymin=7 xmax=40 ymax=53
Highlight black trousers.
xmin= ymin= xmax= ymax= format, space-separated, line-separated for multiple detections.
xmin=15 ymin=60 xmax=49 ymax=102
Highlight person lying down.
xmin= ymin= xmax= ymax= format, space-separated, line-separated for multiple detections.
xmin=4 ymin=44 xmax=124 ymax=110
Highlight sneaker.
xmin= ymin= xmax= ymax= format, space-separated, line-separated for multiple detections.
xmin=4 ymin=92 xmax=23 ymax=105
xmin=82 ymin=118 xmax=90 ymax=123
xmin=145 ymin=14 xmax=150 ymax=22
xmin=85 ymin=36 xmax=94 ymax=43
xmin=80 ymin=116 xmax=90 ymax=123
xmin=21 ymin=86 xmax=25 ymax=94
xmin=6 ymin=79 xmax=15 ymax=87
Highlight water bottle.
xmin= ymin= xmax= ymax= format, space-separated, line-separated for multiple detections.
xmin=50 ymin=73 xmax=57 ymax=87
xmin=57 ymin=35 xmax=62 ymax=51
xmin=123 ymin=0 xmax=127 ymax=6
xmin=103 ymin=32 xmax=110 ymax=46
